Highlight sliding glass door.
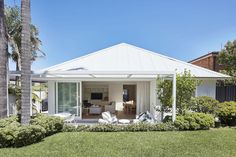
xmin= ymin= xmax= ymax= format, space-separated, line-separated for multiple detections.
xmin=56 ymin=82 xmax=81 ymax=118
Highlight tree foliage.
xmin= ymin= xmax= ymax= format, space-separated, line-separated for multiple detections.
xmin=156 ymin=79 xmax=172 ymax=113
xmin=5 ymin=5 xmax=45 ymax=71
xmin=156 ymin=70 xmax=200 ymax=115
xmin=176 ymin=71 xmax=200 ymax=114
xmin=218 ymin=40 xmax=236 ymax=83
xmin=5 ymin=5 xmax=45 ymax=115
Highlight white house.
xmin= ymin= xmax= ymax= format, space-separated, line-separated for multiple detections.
xmin=32 ymin=43 xmax=229 ymax=121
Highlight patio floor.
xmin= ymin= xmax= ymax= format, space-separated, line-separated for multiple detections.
xmin=82 ymin=111 xmax=136 ymax=119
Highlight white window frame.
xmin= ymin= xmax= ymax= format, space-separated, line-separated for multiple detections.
xmin=55 ymin=80 xmax=82 ymax=119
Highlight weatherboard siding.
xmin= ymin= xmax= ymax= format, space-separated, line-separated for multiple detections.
xmin=196 ymin=80 xmax=216 ymax=99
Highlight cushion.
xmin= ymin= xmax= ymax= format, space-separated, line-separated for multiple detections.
xmin=133 ymin=119 xmax=140 ymax=123
xmin=102 ymin=111 xmax=112 ymax=120
xmin=98 ymin=119 xmax=109 ymax=124
xmin=137 ymin=112 xmax=146 ymax=121
xmin=111 ymin=116 xmax=118 ymax=123
xmin=118 ymin=119 xmax=130 ymax=124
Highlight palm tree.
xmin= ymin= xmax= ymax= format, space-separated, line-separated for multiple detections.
xmin=21 ymin=0 xmax=31 ymax=124
xmin=5 ymin=6 xmax=45 ymax=74
xmin=5 ymin=6 xmax=45 ymax=113
xmin=0 ymin=0 xmax=8 ymax=119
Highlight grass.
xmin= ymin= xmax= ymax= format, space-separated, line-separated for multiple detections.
xmin=0 ymin=128 xmax=236 ymax=157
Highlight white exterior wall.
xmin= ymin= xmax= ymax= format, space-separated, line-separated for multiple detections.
xmin=48 ymin=81 xmax=55 ymax=114
xmin=196 ymin=80 xmax=216 ymax=99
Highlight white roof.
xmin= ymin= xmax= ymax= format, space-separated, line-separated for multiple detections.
xmin=38 ymin=43 xmax=229 ymax=79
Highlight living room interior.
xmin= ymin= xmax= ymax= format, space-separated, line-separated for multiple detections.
xmin=82 ymin=82 xmax=136 ymax=119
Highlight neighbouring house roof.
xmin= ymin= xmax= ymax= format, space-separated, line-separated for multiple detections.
xmin=36 ymin=43 xmax=229 ymax=79
xmin=188 ymin=51 xmax=219 ymax=63
xmin=188 ymin=51 xmax=224 ymax=72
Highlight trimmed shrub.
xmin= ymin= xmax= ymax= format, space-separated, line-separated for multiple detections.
xmin=62 ymin=124 xmax=77 ymax=132
xmin=30 ymin=114 xmax=64 ymax=136
xmin=76 ymin=125 xmax=91 ymax=132
xmin=154 ymin=122 xmax=176 ymax=131
xmin=63 ymin=122 xmax=176 ymax=132
xmin=216 ymin=101 xmax=236 ymax=126
xmin=0 ymin=114 xmax=64 ymax=148
xmin=13 ymin=125 xmax=46 ymax=147
xmin=125 ymin=122 xmax=175 ymax=132
xmin=0 ymin=115 xmax=20 ymax=128
xmin=163 ymin=115 xmax=172 ymax=123
xmin=174 ymin=112 xmax=214 ymax=130
xmin=0 ymin=124 xmax=45 ymax=148
xmin=190 ymin=96 xmax=219 ymax=115
xmin=0 ymin=125 xmax=18 ymax=147
xmin=88 ymin=124 xmax=124 ymax=132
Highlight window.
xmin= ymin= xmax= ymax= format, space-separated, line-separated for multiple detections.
xmin=57 ymin=82 xmax=81 ymax=116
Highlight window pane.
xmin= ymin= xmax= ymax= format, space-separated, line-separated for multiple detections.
xmin=58 ymin=82 xmax=77 ymax=114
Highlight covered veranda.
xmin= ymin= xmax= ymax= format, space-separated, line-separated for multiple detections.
xmin=31 ymin=70 xmax=177 ymax=122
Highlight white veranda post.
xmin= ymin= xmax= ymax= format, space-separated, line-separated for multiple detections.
xmin=172 ymin=72 xmax=176 ymax=122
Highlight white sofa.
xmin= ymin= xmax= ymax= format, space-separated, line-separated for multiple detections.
xmin=105 ymin=101 xmax=116 ymax=114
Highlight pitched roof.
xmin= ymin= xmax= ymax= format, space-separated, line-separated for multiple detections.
xmin=40 ymin=43 xmax=229 ymax=78
xmin=188 ymin=51 xmax=219 ymax=63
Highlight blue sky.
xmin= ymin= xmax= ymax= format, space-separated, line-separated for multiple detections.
xmin=6 ymin=0 xmax=236 ymax=70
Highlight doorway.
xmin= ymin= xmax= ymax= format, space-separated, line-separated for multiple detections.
xmin=122 ymin=85 xmax=136 ymax=118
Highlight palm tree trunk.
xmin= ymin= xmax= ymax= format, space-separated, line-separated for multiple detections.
xmin=0 ymin=0 xmax=8 ymax=119
xmin=20 ymin=0 xmax=31 ymax=124
xmin=15 ymin=62 xmax=20 ymax=89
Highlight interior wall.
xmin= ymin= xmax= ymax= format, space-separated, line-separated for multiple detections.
xmin=82 ymin=83 xmax=109 ymax=103
xmin=109 ymin=83 xmax=123 ymax=111
xmin=83 ymin=81 xmax=150 ymax=114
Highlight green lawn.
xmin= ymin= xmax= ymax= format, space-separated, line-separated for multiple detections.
xmin=0 ymin=128 xmax=236 ymax=157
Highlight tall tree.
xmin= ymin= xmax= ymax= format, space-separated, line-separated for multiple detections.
xmin=5 ymin=6 xmax=44 ymax=73
xmin=5 ymin=6 xmax=44 ymax=113
xmin=218 ymin=40 xmax=236 ymax=83
xmin=0 ymin=0 xmax=8 ymax=119
xmin=20 ymin=0 xmax=31 ymax=124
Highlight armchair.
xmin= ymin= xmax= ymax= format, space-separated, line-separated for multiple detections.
xmin=105 ymin=101 xmax=116 ymax=114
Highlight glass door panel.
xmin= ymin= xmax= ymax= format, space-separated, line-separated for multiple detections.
xmin=58 ymin=82 xmax=77 ymax=115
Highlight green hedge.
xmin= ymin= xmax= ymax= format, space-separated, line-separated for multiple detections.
xmin=63 ymin=122 xmax=176 ymax=132
xmin=0 ymin=125 xmax=45 ymax=148
xmin=0 ymin=114 xmax=64 ymax=148
xmin=216 ymin=101 xmax=236 ymax=126
xmin=174 ymin=112 xmax=214 ymax=130
xmin=163 ymin=115 xmax=172 ymax=123
xmin=63 ymin=113 xmax=216 ymax=132
xmin=30 ymin=114 xmax=64 ymax=136
xmin=190 ymin=96 xmax=219 ymax=115
xmin=0 ymin=115 xmax=20 ymax=128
